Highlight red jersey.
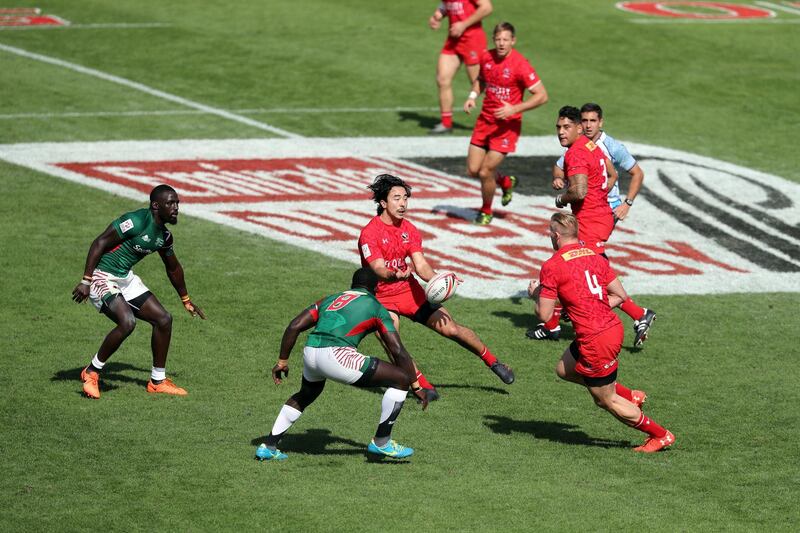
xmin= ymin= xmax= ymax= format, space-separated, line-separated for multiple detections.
xmin=563 ymin=135 xmax=614 ymax=220
xmin=359 ymin=216 xmax=423 ymax=297
xmin=443 ymin=0 xmax=484 ymax=38
xmin=538 ymin=243 xmax=621 ymax=340
xmin=478 ymin=48 xmax=540 ymax=122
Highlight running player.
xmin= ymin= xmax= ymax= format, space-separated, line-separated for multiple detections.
xmin=530 ymin=213 xmax=675 ymax=453
xmin=358 ymin=174 xmax=515 ymax=396
xmin=256 ymin=268 xmax=422 ymax=461
xmin=428 ymin=0 xmax=493 ymax=134
xmin=71 ymin=185 xmax=205 ymax=399
xmin=539 ymin=105 xmax=655 ymax=346
xmin=463 ymin=21 xmax=548 ymax=224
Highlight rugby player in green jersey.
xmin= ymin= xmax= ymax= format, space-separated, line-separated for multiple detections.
xmin=71 ymin=185 xmax=205 ymax=399
xmin=256 ymin=268 xmax=423 ymax=461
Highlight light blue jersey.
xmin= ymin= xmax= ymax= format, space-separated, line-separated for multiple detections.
xmin=556 ymin=131 xmax=637 ymax=209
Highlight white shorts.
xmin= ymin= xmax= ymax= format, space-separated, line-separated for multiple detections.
xmin=302 ymin=346 xmax=372 ymax=385
xmin=89 ymin=269 xmax=150 ymax=311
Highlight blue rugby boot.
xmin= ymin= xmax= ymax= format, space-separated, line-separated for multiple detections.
xmin=255 ymin=443 xmax=288 ymax=461
xmin=367 ymin=439 xmax=414 ymax=459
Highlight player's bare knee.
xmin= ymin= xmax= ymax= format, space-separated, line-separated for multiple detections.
xmin=155 ymin=311 xmax=172 ymax=331
xmin=118 ymin=315 xmax=137 ymax=336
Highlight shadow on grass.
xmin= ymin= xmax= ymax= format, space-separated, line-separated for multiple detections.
xmin=52 ymin=362 xmax=150 ymax=393
xmin=484 ymin=415 xmax=631 ymax=448
xmin=357 ymin=382 xmax=510 ymax=399
xmin=397 ymin=111 xmax=471 ymax=132
xmin=491 ymin=310 xmax=577 ymax=341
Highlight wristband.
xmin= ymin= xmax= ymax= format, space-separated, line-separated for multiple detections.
xmin=180 ymin=295 xmax=191 ymax=303
xmin=80 ymin=279 xmax=91 ymax=286
xmin=82 ymin=275 xmax=93 ymax=281
xmin=412 ymin=385 xmax=422 ymax=392
xmin=468 ymin=91 xmax=478 ymax=100
xmin=624 ymin=198 xmax=634 ymax=206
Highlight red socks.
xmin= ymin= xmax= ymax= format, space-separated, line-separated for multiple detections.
xmin=479 ymin=347 xmax=498 ymax=367
xmin=481 ymin=198 xmax=493 ymax=215
xmin=495 ymin=172 xmax=512 ymax=190
xmin=615 ymin=382 xmax=633 ymax=402
xmin=415 ymin=370 xmax=434 ymax=390
xmin=441 ymin=112 xmax=453 ymax=129
xmin=619 ymin=297 xmax=645 ymax=321
xmin=544 ymin=306 xmax=561 ymax=330
xmin=632 ymin=413 xmax=667 ymax=438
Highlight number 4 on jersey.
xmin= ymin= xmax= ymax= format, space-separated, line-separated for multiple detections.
xmin=584 ymin=270 xmax=603 ymax=299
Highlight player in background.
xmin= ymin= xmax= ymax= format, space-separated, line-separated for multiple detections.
xmin=358 ymin=174 xmax=515 ymax=398
xmin=531 ymin=106 xmax=655 ymax=347
xmin=529 ymin=213 xmax=674 ymax=453
xmin=464 ymin=21 xmax=548 ymax=224
xmin=257 ymin=268 xmax=422 ymax=461
xmin=428 ymin=0 xmax=493 ymax=134
xmin=71 ymin=185 xmax=205 ymax=399
xmin=553 ymin=103 xmax=645 ymax=222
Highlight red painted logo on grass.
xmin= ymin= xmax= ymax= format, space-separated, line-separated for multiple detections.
xmin=0 ymin=7 xmax=68 ymax=26
xmin=617 ymin=2 xmax=774 ymax=18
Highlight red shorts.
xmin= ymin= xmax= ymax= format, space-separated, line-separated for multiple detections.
xmin=577 ymin=213 xmax=615 ymax=254
xmin=377 ymin=278 xmax=440 ymax=323
xmin=571 ymin=323 xmax=624 ymax=379
xmin=470 ymin=114 xmax=521 ymax=154
xmin=441 ymin=30 xmax=486 ymax=65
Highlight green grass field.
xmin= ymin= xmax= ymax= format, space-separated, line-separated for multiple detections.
xmin=2 ymin=1 xmax=799 ymax=531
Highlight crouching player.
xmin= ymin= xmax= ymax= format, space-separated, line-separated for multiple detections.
xmin=256 ymin=268 xmax=425 ymax=461
xmin=529 ymin=213 xmax=674 ymax=453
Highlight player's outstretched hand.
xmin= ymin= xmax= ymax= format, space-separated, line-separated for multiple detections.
xmin=72 ymin=283 xmax=90 ymax=303
xmin=272 ymin=361 xmax=289 ymax=385
xmin=412 ymin=387 xmax=429 ymax=410
xmin=183 ymin=300 xmax=206 ymax=319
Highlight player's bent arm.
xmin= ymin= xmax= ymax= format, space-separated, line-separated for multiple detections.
xmin=72 ymin=224 xmax=125 ymax=302
xmin=368 ymin=258 xmax=409 ymax=281
xmin=552 ymin=164 xmax=566 ymax=190
xmin=537 ymin=296 xmax=557 ymax=323
xmin=605 ymin=157 xmax=618 ymax=193
xmin=557 ymin=174 xmax=588 ymax=207
xmin=606 ymin=278 xmax=628 ymax=309
xmin=518 ymin=81 xmax=548 ymax=114
xmin=614 ymin=163 xmax=644 ymax=220
xmin=161 ymin=252 xmax=205 ymax=319
xmin=279 ymin=309 xmax=316 ymax=362
xmin=409 ymin=251 xmax=435 ymax=282
xmin=463 ymin=0 xmax=493 ymax=26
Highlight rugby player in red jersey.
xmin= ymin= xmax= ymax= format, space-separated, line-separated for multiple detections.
xmin=463 ymin=21 xmax=548 ymax=224
xmin=358 ymin=174 xmax=515 ymax=398
xmin=534 ymin=106 xmax=655 ymax=346
xmin=257 ymin=268 xmax=422 ymax=461
xmin=428 ymin=0 xmax=493 ymax=134
xmin=529 ymin=213 xmax=674 ymax=453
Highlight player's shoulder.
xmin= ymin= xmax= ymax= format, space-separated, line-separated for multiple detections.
xmin=115 ymin=208 xmax=149 ymax=234
xmin=359 ymin=215 xmax=382 ymax=234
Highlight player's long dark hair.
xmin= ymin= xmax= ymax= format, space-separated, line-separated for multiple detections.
xmin=367 ymin=174 xmax=412 ymax=215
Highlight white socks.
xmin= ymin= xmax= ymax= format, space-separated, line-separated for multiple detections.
xmin=151 ymin=367 xmax=166 ymax=382
xmin=271 ymin=404 xmax=302 ymax=436
xmin=380 ymin=387 xmax=408 ymax=423
xmin=91 ymin=354 xmax=105 ymax=370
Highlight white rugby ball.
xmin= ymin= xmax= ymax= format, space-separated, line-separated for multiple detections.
xmin=425 ymin=271 xmax=459 ymax=304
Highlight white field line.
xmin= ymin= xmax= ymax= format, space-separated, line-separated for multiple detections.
xmin=0 ymin=43 xmax=301 ymax=139
xmin=628 ymin=17 xmax=800 ymax=23
xmin=755 ymin=1 xmax=800 ymax=15
xmin=0 ymin=22 xmax=172 ymax=31
xmin=0 ymin=107 xmax=439 ymax=120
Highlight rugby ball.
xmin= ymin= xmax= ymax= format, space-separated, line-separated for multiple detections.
xmin=425 ymin=271 xmax=459 ymax=304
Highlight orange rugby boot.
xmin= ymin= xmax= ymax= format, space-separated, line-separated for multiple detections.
xmin=147 ymin=378 xmax=188 ymax=396
xmin=81 ymin=367 xmax=101 ymax=399
xmin=631 ymin=389 xmax=648 ymax=408
xmin=634 ymin=430 xmax=675 ymax=453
